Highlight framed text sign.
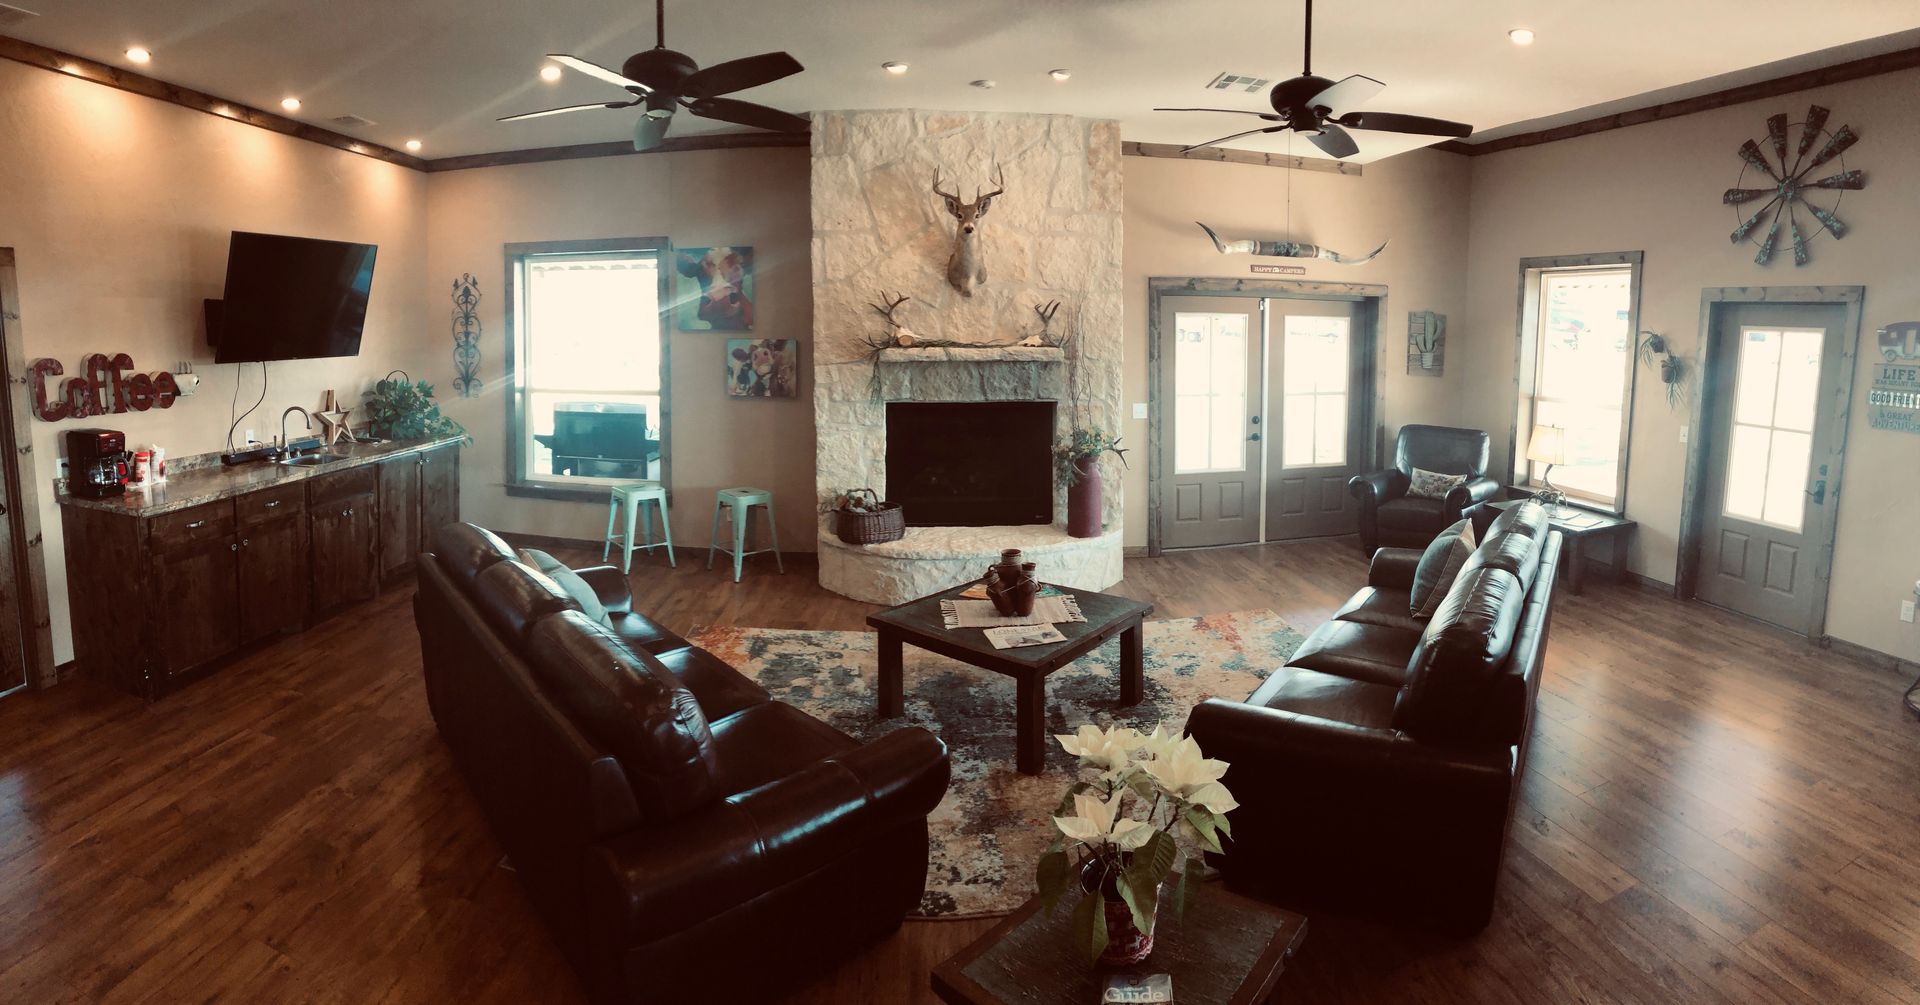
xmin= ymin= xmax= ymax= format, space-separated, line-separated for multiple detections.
xmin=1871 ymin=322 xmax=1920 ymax=433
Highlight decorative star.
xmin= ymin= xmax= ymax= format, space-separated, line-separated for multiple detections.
xmin=316 ymin=403 xmax=356 ymax=445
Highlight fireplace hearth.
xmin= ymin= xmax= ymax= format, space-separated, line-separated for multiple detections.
xmin=887 ymin=401 xmax=1055 ymax=526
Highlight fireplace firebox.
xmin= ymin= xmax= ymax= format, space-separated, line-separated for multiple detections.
xmin=886 ymin=401 xmax=1055 ymax=526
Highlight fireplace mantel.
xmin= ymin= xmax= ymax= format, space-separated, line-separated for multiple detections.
xmin=876 ymin=346 xmax=1064 ymax=364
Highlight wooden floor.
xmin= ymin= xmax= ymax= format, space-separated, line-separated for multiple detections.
xmin=2 ymin=537 xmax=1917 ymax=1003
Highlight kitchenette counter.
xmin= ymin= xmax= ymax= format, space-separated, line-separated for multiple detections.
xmin=55 ymin=434 xmax=466 ymax=516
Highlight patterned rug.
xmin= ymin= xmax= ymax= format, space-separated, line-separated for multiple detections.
xmin=688 ymin=610 xmax=1303 ymax=919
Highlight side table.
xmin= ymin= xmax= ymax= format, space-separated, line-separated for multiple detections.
xmin=1488 ymin=498 xmax=1636 ymax=594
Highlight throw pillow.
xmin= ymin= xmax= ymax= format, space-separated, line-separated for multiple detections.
xmin=517 ymin=549 xmax=610 ymax=624
xmin=1409 ymin=518 xmax=1477 ymax=619
xmin=1407 ymin=467 xmax=1467 ymax=500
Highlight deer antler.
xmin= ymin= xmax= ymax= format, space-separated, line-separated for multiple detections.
xmin=931 ymin=169 xmax=961 ymax=203
xmin=976 ymin=164 xmax=1006 ymax=202
xmin=869 ymin=291 xmax=911 ymax=329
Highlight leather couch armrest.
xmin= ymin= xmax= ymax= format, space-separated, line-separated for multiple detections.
xmin=1368 ymin=548 xmax=1425 ymax=590
xmin=1186 ymin=698 xmax=1509 ymax=789
xmin=1348 ymin=469 xmax=1409 ymax=505
xmin=573 ymin=566 xmax=634 ymax=614
xmin=1445 ymin=475 xmax=1502 ymax=512
xmin=588 ymin=726 xmax=949 ymax=946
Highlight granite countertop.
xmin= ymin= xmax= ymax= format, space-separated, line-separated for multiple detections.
xmin=56 ymin=435 xmax=465 ymax=516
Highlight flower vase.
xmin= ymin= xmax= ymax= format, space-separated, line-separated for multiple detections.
xmin=1081 ymin=859 xmax=1155 ymax=965
xmin=1067 ymin=456 xmax=1102 ymax=539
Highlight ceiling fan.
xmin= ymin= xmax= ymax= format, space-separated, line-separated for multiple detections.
xmin=498 ymin=0 xmax=809 ymax=151
xmin=1154 ymin=0 xmax=1472 ymax=159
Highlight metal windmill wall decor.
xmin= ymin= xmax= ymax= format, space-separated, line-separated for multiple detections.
xmin=1724 ymin=105 xmax=1865 ymax=266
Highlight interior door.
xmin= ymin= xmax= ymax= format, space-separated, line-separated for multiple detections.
xmin=1267 ymin=301 xmax=1365 ymax=540
xmin=1695 ymin=303 xmax=1847 ymax=633
xmin=1160 ymin=296 xmax=1263 ymax=549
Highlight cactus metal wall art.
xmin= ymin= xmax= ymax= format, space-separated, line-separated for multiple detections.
xmin=1407 ymin=311 xmax=1444 ymax=377
xmin=1725 ymin=105 xmax=1866 ymax=267
xmin=451 ymin=273 xmax=482 ymax=397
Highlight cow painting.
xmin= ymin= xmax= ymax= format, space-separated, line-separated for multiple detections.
xmin=725 ymin=338 xmax=798 ymax=398
xmin=675 ymin=246 xmax=755 ymax=331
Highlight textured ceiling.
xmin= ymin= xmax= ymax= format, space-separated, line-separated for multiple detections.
xmin=6 ymin=0 xmax=1920 ymax=162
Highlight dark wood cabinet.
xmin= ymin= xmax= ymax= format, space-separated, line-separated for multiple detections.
xmin=59 ymin=440 xmax=460 ymax=700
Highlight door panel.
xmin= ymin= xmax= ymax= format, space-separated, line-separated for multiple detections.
xmin=1161 ymin=296 xmax=1262 ymax=548
xmin=152 ymin=536 xmax=240 ymax=677
xmin=1267 ymin=301 xmax=1365 ymax=540
xmin=1695 ymin=303 xmax=1845 ymax=633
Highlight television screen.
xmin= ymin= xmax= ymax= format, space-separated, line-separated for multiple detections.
xmin=213 ymin=231 xmax=377 ymax=363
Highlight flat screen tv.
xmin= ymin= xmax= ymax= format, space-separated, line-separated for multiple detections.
xmin=211 ymin=231 xmax=377 ymax=363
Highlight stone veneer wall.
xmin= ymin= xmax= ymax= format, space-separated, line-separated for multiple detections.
xmin=810 ymin=110 xmax=1125 ymax=535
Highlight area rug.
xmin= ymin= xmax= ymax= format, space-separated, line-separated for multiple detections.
xmin=688 ymin=610 xmax=1302 ymax=919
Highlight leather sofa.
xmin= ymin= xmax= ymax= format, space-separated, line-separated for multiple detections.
xmin=1186 ymin=501 xmax=1562 ymax=932
xmin=1348 ymin=424 xmax=1502 ymax=553
xmin=414 ymin=523 xmax=951 ymax=1003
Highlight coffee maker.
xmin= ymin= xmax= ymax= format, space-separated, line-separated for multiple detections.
xmin=66 ymin=428 xmax=130 ymax=498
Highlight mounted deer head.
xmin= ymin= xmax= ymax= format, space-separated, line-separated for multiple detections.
xmin=933 ymin=166 xmax=1005 ymax=297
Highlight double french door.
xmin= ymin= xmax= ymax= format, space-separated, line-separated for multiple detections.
xmin=1159 ymin=295 xmax=1368 ymax=550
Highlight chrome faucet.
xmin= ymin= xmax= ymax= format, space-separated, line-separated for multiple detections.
xmin=279 ymin=406 xmax=314 ymax=456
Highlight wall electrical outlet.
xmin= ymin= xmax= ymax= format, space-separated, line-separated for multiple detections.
xmin=1132 ymin=402 xmax=1148 ymax=419
xmin=1678 ymin=425 xmax=1689 ymax=444
xmin=1902 ymin=599 xmax=1915 ymax=624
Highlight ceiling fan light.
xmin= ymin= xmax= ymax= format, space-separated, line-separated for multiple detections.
xmin=1508 ymin=28 xmax=1535 ymax=45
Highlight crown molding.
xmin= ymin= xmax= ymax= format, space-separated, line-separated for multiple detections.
xmin=1121 ymin=141 xmax=1361 ymax=175
xmin=422 ymin=131 xmax=808 ymax=173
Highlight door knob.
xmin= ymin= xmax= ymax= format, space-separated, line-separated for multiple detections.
xmin=1248 ymin=432 xmax=1262 ymax=442
xmin=1807 ymin=479 xmax=1826 ymax=505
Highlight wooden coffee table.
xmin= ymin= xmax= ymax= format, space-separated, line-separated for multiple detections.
xmin=866 ymin=582 xmax=1153 ymax=775
xmin=932 ymin=881 xmax=1309 ymax=1004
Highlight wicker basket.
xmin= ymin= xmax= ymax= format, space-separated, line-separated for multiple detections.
xmin=834 ymin=487 xmax=905 ymax=545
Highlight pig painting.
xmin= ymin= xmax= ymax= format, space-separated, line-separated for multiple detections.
xmin=675 ymin=246 xmax=755 ymax=331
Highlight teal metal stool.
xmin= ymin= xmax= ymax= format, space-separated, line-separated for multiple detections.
xmin=707 ymin=487 xmax=783 ymax=582
xmin=604 ymin=481 xmax=675 ymax=573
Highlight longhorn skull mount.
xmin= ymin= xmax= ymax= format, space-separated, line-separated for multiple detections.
xmin=1196 ymin=221 xmax=1386 ymax=265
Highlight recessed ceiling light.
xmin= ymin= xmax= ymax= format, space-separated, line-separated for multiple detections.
xmin=1508 ymin=28 xmax=1535 ymax=45
xmin=970 ymin=79 xmax=996 ymax=89
xmin=1048 ymin=68 xmax=1071 ymax=81
xmin=280 ymin=97 xmax=302 ymax=112
xmin=882 ymin=61 xmax=909 ymax=75
xmin=124 ymin=46 xmax=150 ymax=64
xmin=404 ymin=139 xmax=423 ymax=153
xmin=540 ymin=64 xmax=563 ymax=82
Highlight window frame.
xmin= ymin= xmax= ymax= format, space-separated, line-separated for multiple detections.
xmin=502 ymin=237 xmax=672 ymax=502
xmin=1510 ymin=251 xmax=1643 ymax=515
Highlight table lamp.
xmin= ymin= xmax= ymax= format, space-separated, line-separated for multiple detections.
xmin=1525 ymin=423 xmax=1573 ymax=517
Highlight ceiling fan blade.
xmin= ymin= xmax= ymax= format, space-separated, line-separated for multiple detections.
xmin=634 ymin=109 xmax=674 ymax=151
xmin=497 ymin=100 xmax=637 ymax=123
xmin=1308 ymin=122 xmax=1360 ymax=159
xmin=1307 ymin=74 xmax=1384 ymax=113
xmin=1180 ymin=125 xmax=1284 ymax=153
xmin=1333 ymin=110 xmax=1472 ymax=138
xmin=1153 ymin=107 xmax=1286 ymax=122
xmin=549 ymin=54 xmax=650 ymax=93
xmin=687 ymin=97 xmax=810 ymax=133
xmin=681 ymin=51 xmax=804 ymax=99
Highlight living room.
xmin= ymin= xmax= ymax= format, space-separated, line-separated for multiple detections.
xmin=0 ymin=1 xmax=1917 ymax=1002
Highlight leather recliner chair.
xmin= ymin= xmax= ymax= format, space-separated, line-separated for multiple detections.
xmin=1348 ymin=424 xmax=1502 ymax=553
xmin=415 ymin=523 xmax=951 ymax=1003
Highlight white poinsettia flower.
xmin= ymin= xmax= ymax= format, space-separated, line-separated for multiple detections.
xmin=1053 ymin=788 xmax=1153 ymax=850
xmin=1137 ymin=724 xmax=1181 ymax=763
xmin=1184 ymin=780 xmax=1239 ymax=815
xmin=1109 ymin=815 xmax=1154 ymax=851
xmin=1055 ymin=723 xmax=1141 ymax=773
xmin=1143 ymin=736 xmax=1232 ymax=802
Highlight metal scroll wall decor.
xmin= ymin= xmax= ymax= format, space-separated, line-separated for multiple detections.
xmin=1406 ymin=311 xmax=1444 ymax=376
xmin=451 ymin=273 xmax=481 ymax=397
xmin=1195 ymin=222 xmax=1386 ymax=265
xmin=1725 ymin=105 xmax=1866 ymax=266
xmin=1869 ymin=321 xmax=1920 ymax=433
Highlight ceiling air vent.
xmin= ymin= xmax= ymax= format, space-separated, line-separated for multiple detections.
xmin=328 ymin=113 xmax=377 ymax=128
xmin=0 ymin=4 xmax=41 ymax=29
xmin=1205 ymin=72 xmax=1269 ymax=94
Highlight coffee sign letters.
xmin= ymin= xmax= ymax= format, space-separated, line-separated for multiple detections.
xmin=31 ymin=354 xmax=180 ymax=421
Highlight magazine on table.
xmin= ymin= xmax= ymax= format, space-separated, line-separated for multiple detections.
xmin=983 ymin=624 xmax=1068 ymax=649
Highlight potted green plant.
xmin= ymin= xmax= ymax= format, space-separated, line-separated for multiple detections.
xmin=1036 ymin=723 xmax=1238 ymax=965
xmin=361 ymin=375 xmax=467 ymax=443
xmin=1054 ymin=427 xmax=1127 ymax=539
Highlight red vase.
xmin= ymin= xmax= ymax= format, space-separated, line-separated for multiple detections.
xmin=1068 ymin=456 xmax=1102 ymax=539
xmin=1080 ymin=857 xmax=1156 ymax=965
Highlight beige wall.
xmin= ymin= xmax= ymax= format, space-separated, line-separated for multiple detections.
xmin=1120 ymin=150 xmax=1475 ymax=549
xmin=1460 ymin=67 xmax=1920 ymax=656
xmin=0 ymin=60 xmax=431 ymax=664
xmin=423 ymin=148 xmax=817 ymax=553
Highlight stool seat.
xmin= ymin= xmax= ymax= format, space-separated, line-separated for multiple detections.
xmin=708 ymin=486 xmax=783 ymax=582
xmin=604 ymin=481 xmax=675 ymax=572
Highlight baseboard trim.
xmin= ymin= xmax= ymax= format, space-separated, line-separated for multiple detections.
xmin=1123 ymin=545 xmax=1149 ymax=559
xmin=1819 ymin=633 xmax=1920 ymax=680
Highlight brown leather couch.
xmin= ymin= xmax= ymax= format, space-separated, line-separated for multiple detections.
xmin=1348 ymin=424 xmax=1502 ymax=553
xmin=1186 ymin=501 xmax=1562 ymax=932
xmin=414 ymin=523 xmax=951 ymax=1003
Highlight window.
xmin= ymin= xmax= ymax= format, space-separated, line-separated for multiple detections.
xmin=1513 ymin=253 xmax=1642 ymax=512
xmin=505 ymin=240 xmax=669 ymax=497
xmin=1723 ymin=327 xmax=1821 ymax=531
xmin=1279 ymin=314 xmax=1350 ymax=468
xmin=1172 ymin=311 xmax=1250 ymax=473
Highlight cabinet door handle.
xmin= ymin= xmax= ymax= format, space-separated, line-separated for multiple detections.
xmin=242 ymin=538 xmax=250 ymax=547
xmin=265 ymin=500 xmax=280 ymax=508
xmin=187 ymin=520 xmax=206 ymax=529
xmin=230 ymin=542 xmax=238 ymax=552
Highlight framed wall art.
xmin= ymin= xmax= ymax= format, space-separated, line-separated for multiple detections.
xmin=726 ymin=338 xmax=799 ymax=398
xmin=675 ymin=246 xmax=755 ymax=331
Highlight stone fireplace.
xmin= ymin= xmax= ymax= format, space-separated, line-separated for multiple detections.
xmin=811 ymin=109 xmax=1124 ymax=604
